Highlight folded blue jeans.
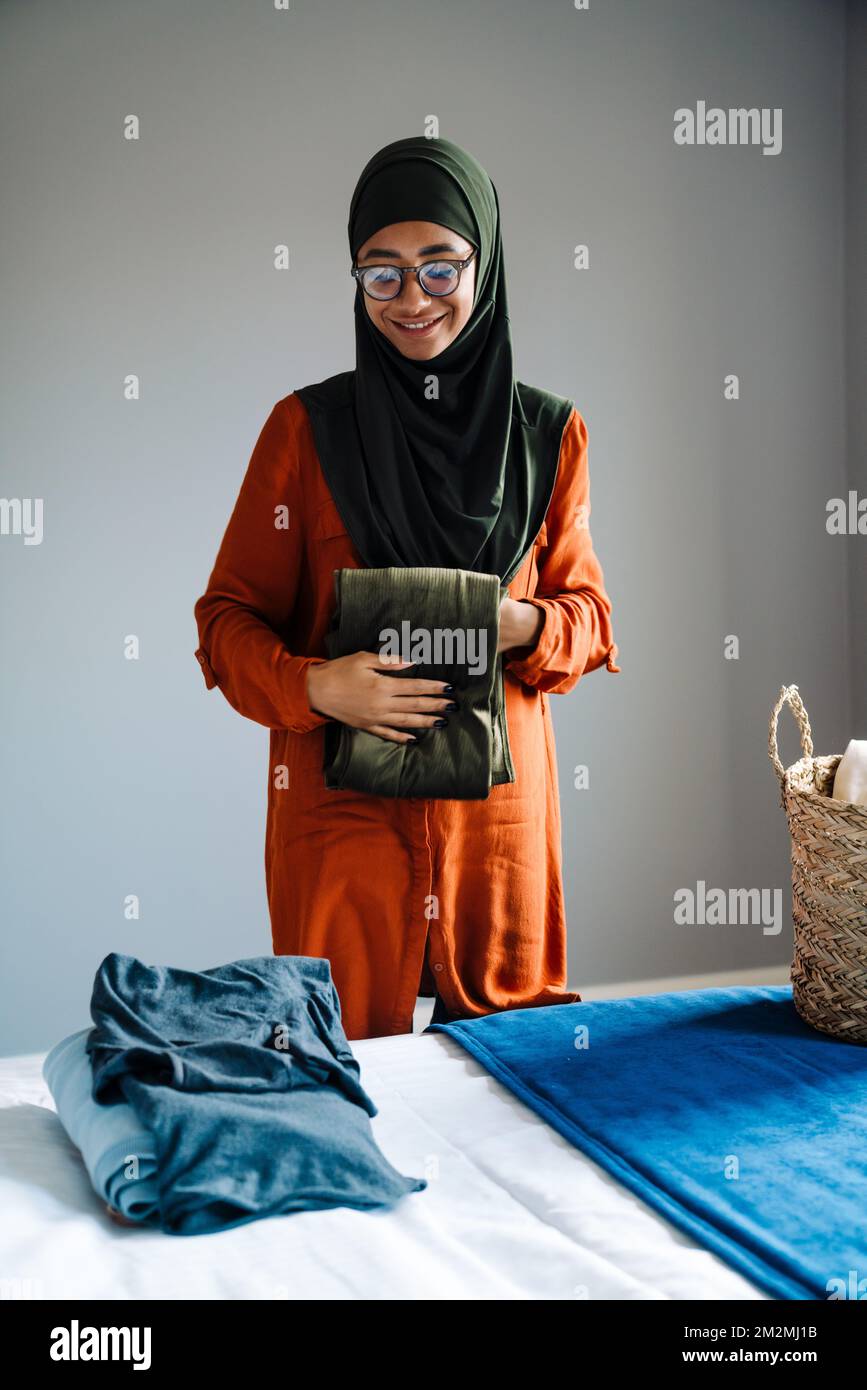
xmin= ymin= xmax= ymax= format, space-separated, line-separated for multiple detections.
xmin=85 ymin=952 xmax=427 ymax=1235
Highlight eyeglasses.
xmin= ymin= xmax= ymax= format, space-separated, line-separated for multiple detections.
xmin=351 ymin=249 xmax=477 ymax=301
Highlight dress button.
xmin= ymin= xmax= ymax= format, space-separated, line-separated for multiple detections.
xmin=433 ymin=962 xmax=444 ymax=972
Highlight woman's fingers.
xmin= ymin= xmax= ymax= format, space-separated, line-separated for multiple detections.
xmin=369 ymin=664 xmax=457 ymax=715
xmin=350 ymin=654 xmax=458 ymax=730
xmin=384 ymin=695 xmax=455 ymax=715
xmin=361 ymin=651 xmax=415 ymax=672
xmin=362 ymin=656 xmax=453 ymax=692
xmin=366 ymin=723 xmax=419 ymax=744
xmin=373 ymin=709 xmax=448 ymax=730
xmin=379 ymin=676 xmax=457 ymax=696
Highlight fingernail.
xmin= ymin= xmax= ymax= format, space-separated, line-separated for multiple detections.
xmin=434 ymin=718 xmax=448 ymax=728
xmin=442 ymin=684 xmax=455 ymax=693
xmin=444 ymin=701 xmax=459 ymax=712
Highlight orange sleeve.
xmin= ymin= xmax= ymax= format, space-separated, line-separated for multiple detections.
xmin=193 ymin=397 xmax=330 ymax=733
xmin=505 ymin=407 xmax=621 ymax=693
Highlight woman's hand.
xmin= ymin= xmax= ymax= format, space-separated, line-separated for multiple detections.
xmin=497 ymin=597 xmax=545 ymax=654
xmin=306 ymin=652 xmax=458 ymax=744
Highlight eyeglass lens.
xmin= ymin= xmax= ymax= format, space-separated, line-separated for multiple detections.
xmin=360 ymin=261 xmax=461 ymax=300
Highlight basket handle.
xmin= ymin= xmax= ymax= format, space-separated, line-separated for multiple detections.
xmin=768 ymin=684 xmax=814 ymax=785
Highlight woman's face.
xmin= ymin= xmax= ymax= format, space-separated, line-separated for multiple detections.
xmin=355 ymin=220 xmax=476 ymax=360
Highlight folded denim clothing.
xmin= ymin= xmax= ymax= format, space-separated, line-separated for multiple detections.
xmin=43 ymin=1027 xmax=160 ymax=1223
xmin=322 ymin=566 xmax=514 ymax=800
xmin=85 ymin=952 xmax=426 ymax=1236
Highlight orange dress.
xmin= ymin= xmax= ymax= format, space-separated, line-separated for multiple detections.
xmin=194 ymin=391 xmax=620 ymax=1040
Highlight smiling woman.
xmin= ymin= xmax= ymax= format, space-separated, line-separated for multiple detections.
xmin=353 ymin=224 xmax=478 ymax=353
xmin=193 ymin=135 xmax=620 ymax=1040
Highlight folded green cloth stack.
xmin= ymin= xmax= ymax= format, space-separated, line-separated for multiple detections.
xmin=322 ymin=566 xmax=514 ymax=800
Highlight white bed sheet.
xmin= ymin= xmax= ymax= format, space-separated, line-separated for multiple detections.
xmin=0 ymin=1031 xmax=770 ymax=1301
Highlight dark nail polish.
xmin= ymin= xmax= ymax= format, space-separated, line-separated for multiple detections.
xmin=442 ymin=684 xmax=455 ymax=694
xmin=444 ymin=701 xmax=459 ymax=712
xmin=434 ymin=718 xmax=449 ymax=728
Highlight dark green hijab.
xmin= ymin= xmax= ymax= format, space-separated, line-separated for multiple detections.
xmin=295 ymin=135 xmax=574 ymax=587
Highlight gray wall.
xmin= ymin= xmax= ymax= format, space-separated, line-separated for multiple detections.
xmin=847 ymin=0 xmax=867 ymax=728
xmin=1 ymin=0 xmax=861 ymax=1053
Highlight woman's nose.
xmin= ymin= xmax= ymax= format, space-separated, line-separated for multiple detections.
xmin=397 ymin=274 xmax=431 ymax=308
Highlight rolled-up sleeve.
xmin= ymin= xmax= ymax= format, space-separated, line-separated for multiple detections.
xmin=506 ymin=407 xmax=620 ymax=693
xmin=193 ymin=397 xmax=330 ymax=733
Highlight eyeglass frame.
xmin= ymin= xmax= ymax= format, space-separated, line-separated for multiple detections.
xmin=350 ymin=247 xmax=478 ymax=300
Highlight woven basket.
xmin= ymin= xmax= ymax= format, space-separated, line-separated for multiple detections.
xmin=769 ymin=684 xmax=867 ymax=1044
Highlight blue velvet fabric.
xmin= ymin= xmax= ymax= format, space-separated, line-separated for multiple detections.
xmin=428 ymin=985 xmax=867 ymax=1300
xmin=84 ymin=952 xmax=426 ymax=1235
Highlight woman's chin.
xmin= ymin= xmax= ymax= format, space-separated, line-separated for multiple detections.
xmin=389 ymin=328 xmax=454 ymax=360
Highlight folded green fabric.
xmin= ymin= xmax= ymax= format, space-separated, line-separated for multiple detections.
xmin=322 ymin=567 xmax=514 ymax=800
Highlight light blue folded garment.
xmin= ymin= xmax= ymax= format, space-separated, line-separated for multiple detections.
xmin=86 ymin=953 xmax=426 ymax=1235
xmin=42 ymin=1027 xmax=159 ymax=1223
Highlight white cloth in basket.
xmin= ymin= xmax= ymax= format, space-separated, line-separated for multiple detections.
xmin=832 ymin=739 xmax=867 ymax=806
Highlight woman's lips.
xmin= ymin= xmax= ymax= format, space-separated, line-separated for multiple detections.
xmin=389 ymin=314 xmax=446 ymax=338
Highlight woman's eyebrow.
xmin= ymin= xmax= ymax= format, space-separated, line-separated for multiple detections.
xmin=358 ymin=242 xmax=464 ymax=260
